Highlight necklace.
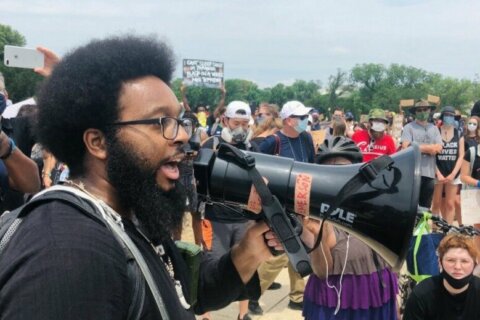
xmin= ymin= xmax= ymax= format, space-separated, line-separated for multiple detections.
xmin=63 ymin=179 xmax=190 ymax=309
xmin=286 ymin=136 xmax=305 ymax=162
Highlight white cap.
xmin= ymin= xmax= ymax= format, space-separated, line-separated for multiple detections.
xmin=225 ymin=101 xmax=251 ymax=120
xmin=280 ymin=100 xmax=312 ymax=120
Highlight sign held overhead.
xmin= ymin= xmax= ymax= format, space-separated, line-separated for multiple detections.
xmin=183 ymin=59 xmax=224 ymax=89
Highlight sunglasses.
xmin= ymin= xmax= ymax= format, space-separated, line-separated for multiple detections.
xmin=290 ymin=115 xmax=308 ymax=120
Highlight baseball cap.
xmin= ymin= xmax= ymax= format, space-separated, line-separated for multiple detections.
xmin=368 ymin=108 xmax=388 ymax=123
xmin=225 ymin=101 xmax=251 ymax=120
xmin=280 ymin=101 xmax=312 ymax=120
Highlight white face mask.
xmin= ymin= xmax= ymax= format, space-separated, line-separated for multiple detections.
xmin=468 ymin=123 xmax=478 ymax=132
xmin=371 ymin=121 xmax=386 ymax=132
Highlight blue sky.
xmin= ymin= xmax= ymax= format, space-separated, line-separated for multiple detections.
xmin=1 ymin=0 xmax=479 ymax=87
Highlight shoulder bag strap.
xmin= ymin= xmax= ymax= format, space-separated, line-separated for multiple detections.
xmin=35 ymin=186 xmax=171 ymax=320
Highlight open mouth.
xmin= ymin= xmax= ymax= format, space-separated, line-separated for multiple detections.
xmin=159 ymin=153 xmax=185 ymax=181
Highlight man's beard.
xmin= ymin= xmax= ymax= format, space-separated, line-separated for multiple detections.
xmin=105 ymin=135 xmax=186 ymax=244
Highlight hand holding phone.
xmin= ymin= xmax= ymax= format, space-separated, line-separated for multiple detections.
xmin=4 ymin=45 xmax=45 ymax=69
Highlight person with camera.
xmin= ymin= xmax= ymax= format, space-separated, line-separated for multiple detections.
xmin=301 ymin=136 xmax=399 ymax=320
xmin=404 ymin=234 xmax=480 ymax=319
xmin=0 ymin=36 xmax=281 ymax=320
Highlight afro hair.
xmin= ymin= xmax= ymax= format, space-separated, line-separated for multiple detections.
xmin=36 ymin=35 xmax=176 ymax=176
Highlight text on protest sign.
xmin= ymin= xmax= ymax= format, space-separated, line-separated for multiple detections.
xmin=183 ymin=59 xmax=224 ymax=89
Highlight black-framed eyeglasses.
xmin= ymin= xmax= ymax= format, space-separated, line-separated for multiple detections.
xmin=110 ymin=116 xmax=193 ymax=140
xmin=290 ymin=115 xmax=308 ymax=120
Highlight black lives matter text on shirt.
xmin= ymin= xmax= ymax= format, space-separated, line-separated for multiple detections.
xmin=183 ymin=59 xmax=224 ymax=89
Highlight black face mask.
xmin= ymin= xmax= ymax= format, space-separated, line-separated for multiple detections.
xmin=441 ymin=269 xmax=474 ymax=289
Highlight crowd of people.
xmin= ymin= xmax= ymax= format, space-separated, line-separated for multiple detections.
xmin=0 ymin=34 xmax=479 ymax=320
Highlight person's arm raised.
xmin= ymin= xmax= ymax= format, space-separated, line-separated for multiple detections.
xmin=34 ymin=46 xmax=60 ymax=77
xmin=213 ymin=84 xmax=226 ymax=119
xmin=180 ymin=84 xmax=191 ymax=112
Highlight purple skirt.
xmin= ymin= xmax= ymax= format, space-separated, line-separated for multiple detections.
xmin=303 ymin=268 xmax=398 ymax=320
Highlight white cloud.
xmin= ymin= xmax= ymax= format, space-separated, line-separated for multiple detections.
xmin=1 ymin=0 xmax=479 ymax=86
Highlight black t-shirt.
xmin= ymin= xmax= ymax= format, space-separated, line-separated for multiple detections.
xmin=404 ymin=275 xmax=480 ymax=320
xmin=464 ymin=145 xmax=480 ymax=180
xmin=0 ymin=200 xmax=259 ymax=319
xmin=436 ymin=129 xmax=461 ymax=178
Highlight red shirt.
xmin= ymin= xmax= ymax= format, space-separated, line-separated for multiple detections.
xmin=351 ymin=129 xmax=396 ymax=162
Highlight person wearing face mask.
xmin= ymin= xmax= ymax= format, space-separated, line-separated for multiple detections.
xmin=431 ymin=106 xmax=465 ymax=225
xmin=404 ymin=234 xmax=480 ymax=319
xmin=464 ymin=116 xmax=480 ymax=149
xmin=253 ymin=101 xmax=315 ymax=314
xmin=351 ymin=108 xmax=396 ymax=162
xmin=200 ymin=100 xmax=256 ymax=320
xmin=401 ymin=100 xmax=443 ymax=209
xmin=250 ymin=103 xmax=282 ymax=150
xmin=302 ymin=136 xmax=399 ymax=320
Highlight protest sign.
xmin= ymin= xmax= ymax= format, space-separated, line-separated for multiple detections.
xmin=183 ymin=59 xmax=224 ymax=89
xmin=390 ymin=114 xmax=404 ymax=147
xmin=310 ymin=129 xmax=326 ymax=153
xmin=359 ymin=114 xmax=369 ymax=124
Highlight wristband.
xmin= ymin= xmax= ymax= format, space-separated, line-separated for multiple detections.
xmin=477 ymin=180 xmax=480 ymax=188
xmin=0 ymin=138 xmax=16 ymax=160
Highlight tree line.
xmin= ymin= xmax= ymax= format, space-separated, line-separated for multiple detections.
xmin=173 ymin=64 xmax=480 ymax=119
xmin=2 ymin=24 xmax=479 ymax=118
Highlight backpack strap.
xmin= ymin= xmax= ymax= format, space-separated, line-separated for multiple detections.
xmin=0 ymin=187 xmax=147 ymax=320
xmin=273 ymin=134 xmax=281 ymax=156
xmin=300 ymin=132 xmax=315 ymax=162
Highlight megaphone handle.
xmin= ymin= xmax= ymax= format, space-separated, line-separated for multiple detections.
xmin=264 ymin=212 xmax=303 ymax=257
xmin=262 ymin=196 xmax=312 ymax=277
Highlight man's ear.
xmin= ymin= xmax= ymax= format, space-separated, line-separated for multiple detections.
xmin=222 ymin=117 xmax=229 ymax=127
xmin=83 ymin=128 xmax=108 ymax=160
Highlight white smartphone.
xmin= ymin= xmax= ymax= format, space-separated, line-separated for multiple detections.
xmin=4 ymin=45 xmax=44 ymax=69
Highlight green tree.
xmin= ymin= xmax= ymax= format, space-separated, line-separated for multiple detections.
xmin=0 ymin=24 xmax=43 ymax=102
xmin=326 ymin=69 xmax=352 ymax=111
xmin=172 ymin=78 xmax=224 ymax=111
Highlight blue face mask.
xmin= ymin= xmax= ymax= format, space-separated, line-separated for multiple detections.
xmin=294 ymin=118 xmax=309 ymax=133
xmin=256 ymin=116 xmax=265 ymax=125
xmin=443 ymin=116 xmax=455 ymax=126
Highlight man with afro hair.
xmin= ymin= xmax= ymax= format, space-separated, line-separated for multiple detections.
xmin=0 ymin=35 xmax=279 ymax=319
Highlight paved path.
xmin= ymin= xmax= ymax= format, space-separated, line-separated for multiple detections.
xmin=205 ymin=266 xmax=304 ymax=320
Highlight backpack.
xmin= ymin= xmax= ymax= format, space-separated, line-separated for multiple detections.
xmin=0 ymin=186 xmax=173 ymax=320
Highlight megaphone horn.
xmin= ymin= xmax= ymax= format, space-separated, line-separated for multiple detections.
xmin=194 ymin=145 xmax=421 ymax=271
